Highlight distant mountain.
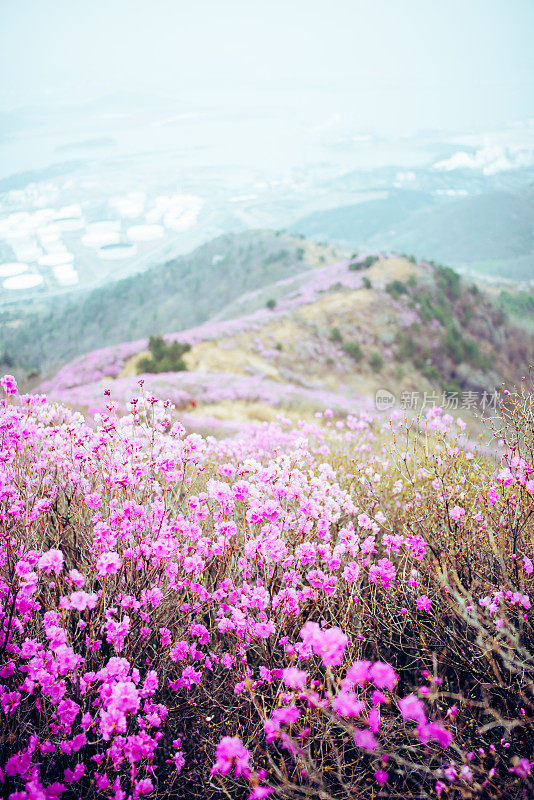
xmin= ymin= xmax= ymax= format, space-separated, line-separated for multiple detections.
xmin=289 ymin=189 xmax=439 ymax=244
xmin=291 ymin=184 xmax=534 ymax=281
xmin=0 ymin=231 xmax=346 ymax=377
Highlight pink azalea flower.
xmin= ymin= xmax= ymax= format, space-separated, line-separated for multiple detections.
xmin=318 ymin=627 xmax=349 ymax=667
xmin=1 ymin=374 xmax=17 ymax=396
xmin=369 ymin=558 xmax=396 ymax=587
xmin=369 ymin=662 xmax=398 ymax=690
xmin=344 ymin=660 xmax=372 ymax=688
xmin=450 ymin=505 xmax=465 ymax=523
xmin=416 ymin=595 xmax=432 ymax=612
xmin=211 ymin=736 xmax=251 ymax=778
xmin=353 ymin=728 xmax=378 ymax=750
xmin=398 ymin=693 xmax=427 ymax=724
xmin=282 ymin=667 xmax=307 ymax=690
xmin=38 ymin=549 xmax=64 ymax=575
xmin=331 ymin=692 xmax=365 ymax=717
xmin=110 ymin=681 xmax=140 ymax=714
xmin=96 ymin=551 xmax=121 ymax=577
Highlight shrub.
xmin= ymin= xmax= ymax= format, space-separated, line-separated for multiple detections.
xmin=396 ymin=334 xmax=417 ymax=362
xmin=386 ymin=279 xmax=408 ymax=300
xmin=362 ymin=276 xmax=372 ymax=290
xmin=443 ymin=326 xmax=465 ymax=364
xmin=263 ymin=249 xmax=290 ymax=266
xmin=137 ymin=335 xmax=190 ymax=374
xmin=265 ymin=298 xmax=277 ymax=310
xmin=349 ymin=255 xmax=377 ymax=271
xmin=421 ymin=363 xmax=440 ymax=382
xmin=462 ymin=304 xmax=473 ymax=326
xmin=369 ymin=352 xmax=384 ymax=372
xmin=435 ymin=264 xmax=461 ymax=301
xmin=330 ymin=327 xmax=343 ymax=343
xmin=442 ymin=326 xmax=489 ymax=370
xmin=343 ymin=341 xmax=362 ymax=361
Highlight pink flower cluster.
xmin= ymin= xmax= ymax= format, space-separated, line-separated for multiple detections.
xmin=0 ymin=378 xmax=532 ymax=799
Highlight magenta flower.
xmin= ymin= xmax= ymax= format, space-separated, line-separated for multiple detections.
xmin=37 ymin=549 xmax=64 ymax=575
xmin=416 ymin=595 xmax=432 ymax=612
xmin=99 ymin=707 xmax=128 ymax=740
xmin=67 ymin=591 xmax=98 ymax=611
xmin=96 ymin=551 xmax=121 ymax=577
xmin=300 ymin=621 xmax=324 ymax=649
xmin=110 ymin=681 xmax=140 ymax=714
xmin=398 ymin=693 xmax=427 ymax=724
xmin=282 ymin=667 xmax=307 ymax=690
xmin=417 ymin=721 xmax=453 ymax=747
xmin=510 ymin=758 xmax=533 ymax=778
xmin=344 ymin=660 xmax=372 ymax=688
xmin=450 ymin=505 xmax=465 ymax=523
xmin=1 ymin=374 xmax=17 ymax=396
xmin=211 ymin=736 xmax=251 ymax=778
xmin=84 ymin=492 xmax=102 ymax=510
xmin=248 ymin=787 xmax=274 ymax=799
xmin=331 ymin=691 xmax=365 ymax=717
xmin=135 ymin=778 xmax=154 ymax=796
xmin=369 ymin=662 xmax=398 ymax=690
xmin=272 ymin=705 xmax=300 ymax=725
xmin=57 ymin=698 xmax=80 ymax=727
xmin=353 ymin=728 xmax=378 ymax=750
xmin=374 ymin=769 xmax=389 ymax=785
xmin=318 ymin=627 xmax=349 ymax=667
xmin=369 ymin=558 xmax=396 ymax=588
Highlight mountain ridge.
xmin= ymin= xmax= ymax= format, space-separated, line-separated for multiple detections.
xmin=291 ymin=183 xmax=534 ymax=281
xmin=36 ymin=253 xmax=534 ymax=436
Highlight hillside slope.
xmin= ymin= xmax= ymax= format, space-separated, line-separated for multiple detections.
xmin=289 ymin=189 xmax=439 ymax=243
xmin=291 ymin=184 xmax=534 ymax=280
xmin=38 ymin=255 xmax=534 ymax=434
xmin=0 ymin=230 xmax=347 ymax=377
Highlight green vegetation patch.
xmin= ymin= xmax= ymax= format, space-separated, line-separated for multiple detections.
xmin=137 ymin=336 xmax=191 ymax=374
xmin=343 ymin=341 xmax=362 ymax=362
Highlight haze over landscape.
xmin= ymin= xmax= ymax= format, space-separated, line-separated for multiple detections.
xmin=1 ymin=2 xmax=534 ymax=799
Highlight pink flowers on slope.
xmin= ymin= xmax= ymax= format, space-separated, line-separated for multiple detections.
xmin=0 ymin=378 xmax=532 ymax=799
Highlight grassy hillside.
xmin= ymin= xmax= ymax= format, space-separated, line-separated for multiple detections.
xmin=291 ymin=184 xmax=534 ymax=280
xmin=0 ymin=230 xmax=346 ymax=377
xmin=38 ymin=256 xmax=534 ymax=434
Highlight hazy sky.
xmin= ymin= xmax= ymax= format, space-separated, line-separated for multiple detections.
xmin=1 ymin=0 xmax=533 ymax=135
